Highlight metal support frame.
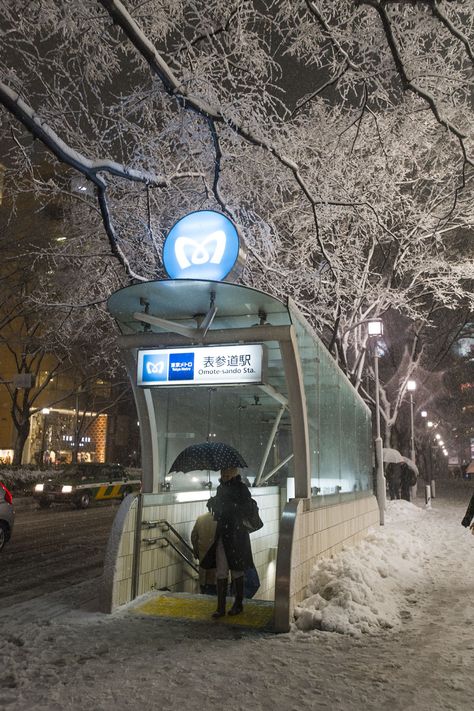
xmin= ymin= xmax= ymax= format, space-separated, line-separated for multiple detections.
xmin=117 ymin=325 xmax=293 ymax=349
xmin=254 ymin=405 xmax=286 ymax=486
xmin=274 ymin=498 xmax=300 ymax=633
xmin=121 ymin=350 xmax=158 ymax=494
xmin=259 ymin=453 xmax=294 ymax=485
xmin=120 ymin=322 xmax=310 ymax=502
xmin=131 ymin=493 xmax=144 ymax=599
xmin=279 ymin=327 xmax=311 ymax=500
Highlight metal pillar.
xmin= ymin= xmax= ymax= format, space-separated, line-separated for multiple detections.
xmin=374 ymin=351 xmax=385 ymax=525
xmin=409 ymin=392 xmax=417 ymax=501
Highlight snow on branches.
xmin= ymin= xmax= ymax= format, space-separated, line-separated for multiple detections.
xmin=0 ymin=0 xmax=472 ymax=378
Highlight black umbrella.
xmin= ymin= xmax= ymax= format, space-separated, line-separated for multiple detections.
xmin=169 ymin=442 xmax=247 ymax=473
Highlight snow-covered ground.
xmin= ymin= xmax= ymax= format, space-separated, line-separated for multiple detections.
xmin=1 ymin=480 xmax=473 ymax=711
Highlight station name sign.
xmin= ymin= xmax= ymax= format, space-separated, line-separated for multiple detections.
xmin=137 ymin=345 xmax=264 ymax=387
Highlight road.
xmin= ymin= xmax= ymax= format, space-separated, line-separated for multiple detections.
xmin=0 ymin=498 xmax=118 ymax=606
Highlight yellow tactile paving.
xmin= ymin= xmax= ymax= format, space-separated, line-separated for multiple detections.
xmin=133 ymin=594 xmax=274 ymax=629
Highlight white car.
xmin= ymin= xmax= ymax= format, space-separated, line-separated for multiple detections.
xmin=0 ymin=482 xmax=15 ymax=551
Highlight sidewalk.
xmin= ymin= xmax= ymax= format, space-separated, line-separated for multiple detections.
xmin=2 ymin=486 xmax=473 ymax=711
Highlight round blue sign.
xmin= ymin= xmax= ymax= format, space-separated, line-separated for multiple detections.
xmin=162 ymin=210 xmax=240 ymax=281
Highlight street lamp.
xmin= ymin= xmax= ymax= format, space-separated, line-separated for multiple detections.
xmin=407 ymin=380 xmax=416 ymax=463
xmin=406 ymin=380 xmax=417 ymax=502
xmin=367 ymin=318 xmax=385 ymax=525
xmin=421 ymin=410 xmax=427 ymax=418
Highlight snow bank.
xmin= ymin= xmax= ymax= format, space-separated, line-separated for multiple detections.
xmin=293 ymin=500 xmax=427 ymax=637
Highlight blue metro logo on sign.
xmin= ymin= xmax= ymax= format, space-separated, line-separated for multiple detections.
xmin=162 ymin=210 xmax=240 ymax=281
xmin=141 ymin=353 xmax=168 ymax=383
xmin=169 ymin=352 xmax=194 ymax=381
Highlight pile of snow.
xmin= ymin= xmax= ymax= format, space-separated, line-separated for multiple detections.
xmin=293 ymin=500 xmax=427 ymax=637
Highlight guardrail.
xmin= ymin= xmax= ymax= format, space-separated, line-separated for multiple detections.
xmin=141 ymin=519 xmax=199 ymax=574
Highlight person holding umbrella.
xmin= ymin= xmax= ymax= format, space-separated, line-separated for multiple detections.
xmin=201 ymin=466 xmax=255 ymax=618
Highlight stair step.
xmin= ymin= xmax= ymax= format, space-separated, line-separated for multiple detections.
xmin=130 ymin=592 xmax=274 ymax=630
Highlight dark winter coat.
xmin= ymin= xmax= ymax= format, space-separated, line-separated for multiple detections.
xmin=385 ymin=462 xmax=402 ymax=500
xmin=461 ymin=493 xmax=474 ymax=528
xmin=201 ymin=475 xmax=254 ymax=572
xmin=400 ymin=463 xmax=416 ymax=501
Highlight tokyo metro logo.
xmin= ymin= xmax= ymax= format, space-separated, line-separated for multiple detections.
xmin=142 ymin=353 xmax=168 ymax=382
xmin=174 ymin=231 xmax=226 ymax=270
xmin=162 ymin=210 xmax=240 ymax=281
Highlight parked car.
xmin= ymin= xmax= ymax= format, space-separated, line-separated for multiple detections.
xmin=0 ymin=482 xmax=15 ymax=551
xmin=33 ymin=463 xmax=141 ymax=509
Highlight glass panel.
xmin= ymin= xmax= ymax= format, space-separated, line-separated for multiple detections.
xmin=319 ymin=356 xmax=341 ymax=494
xmin=290 ymin=314 xmax=320 ymax=492
xmin=109 ymin=279 xmax=292 ymax=335
xmin=149 ymin=341 xmax=293 ymax=492
xmin=356 ymin=407 xmax=373 ymax=493
xmin=340 ymin=389 xmax=357 ymax=493
xmin=289 ymin=303 xmax=373 ymax=503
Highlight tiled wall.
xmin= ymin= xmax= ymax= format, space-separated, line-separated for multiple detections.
xmin=103 ymin=488 xmax=281 ymax=611
xmin=288 ymin=495 xmax=379 ymax=617
xmin=101 ymin=489 xmax=379 ymax=621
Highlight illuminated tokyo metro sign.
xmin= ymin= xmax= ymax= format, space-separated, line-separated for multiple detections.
xmin=162 ymin=210 xmax=241 ymax=281
xmin=137 ymin=345 xmax=264 ymax=387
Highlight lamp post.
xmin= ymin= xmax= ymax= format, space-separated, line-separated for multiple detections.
xmin=407 ymin=380 xmax=417 ymax=501
xmin=407 ymin=380 xmax=416 ymax=462
xmin=40 ymin=408 xmax=51 ymax=465
xmin=368 ymin=318 xmax=385 ymax=525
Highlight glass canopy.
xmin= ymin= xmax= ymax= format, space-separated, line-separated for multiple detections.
xmin=108 ymin=279 xmax=373 ymax=502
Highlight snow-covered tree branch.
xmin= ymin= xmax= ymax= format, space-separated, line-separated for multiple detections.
xmin=0 ymin=0 xmax=472 ymax=447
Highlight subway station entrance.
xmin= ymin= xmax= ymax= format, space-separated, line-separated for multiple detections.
xmin=100 ymin=279 xmax=379 ymax=632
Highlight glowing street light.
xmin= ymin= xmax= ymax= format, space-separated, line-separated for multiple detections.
xmin=367 ymin=319 xmax=383 ymax=337
xmin=421 ymin=410 xmax=427 ymax=418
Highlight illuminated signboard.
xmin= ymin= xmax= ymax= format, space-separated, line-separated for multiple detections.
xmin=137 ymin=345 xmax=264 ymax=387
xmin=162 ymin=210 xmax=240 ymax=281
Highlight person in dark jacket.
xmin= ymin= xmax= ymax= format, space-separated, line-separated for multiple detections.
xmin=201 ymin=467 xmax=254 ymax=618
xmin=461 ymin=492 xmax=474 ymax=530
xmin=385 ymin=462 xmax=402 ymax=500
xmin=400 ymin=462 xmax=416 ymax=502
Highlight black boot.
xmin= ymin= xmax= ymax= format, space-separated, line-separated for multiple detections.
xmin=212 ymin=578 xmax=227 ymax=619
xmin=228 ymin=575 xmax=244 ymax=616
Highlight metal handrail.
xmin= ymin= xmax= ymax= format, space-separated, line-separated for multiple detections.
xmin=142 ymin=519 xmax=195 ymax=558
xmin=141 ymin=535 xmax=199 ymax=574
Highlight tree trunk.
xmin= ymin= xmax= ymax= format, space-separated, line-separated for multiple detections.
xmin=13 ymin=419 xmax=31 ymax=465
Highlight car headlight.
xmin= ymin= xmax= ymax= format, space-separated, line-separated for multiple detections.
xmin=61 ymin=485 xmax=73 ymax=493
xmin=35 ymin=483 xmax=44 ymax=492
